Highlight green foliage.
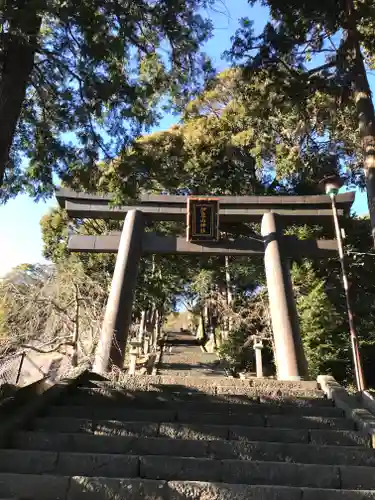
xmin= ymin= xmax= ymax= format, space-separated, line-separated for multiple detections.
xmin=133 ymin=254 xmax=194 ymax=317
xmin=37 ymin=52 xmax=375 ymax=386
xmin=227 ymin=1 xmax=375 ymax=191
xmin=40 ymin=209 xmax=70 ymax=263
xmin=40 ymin=207 xmax=119 ymax=288
xmin=1 ymin=0 xmax=215 ymax=199
xmin=190 ymin=269 xmax=215 ymax=297
xmin=217 ymin=326 xmax=254 ymax=374
xmin=292 ymin=262 xmax=345 ymax=379
xmin=98 ymin=69 xmax=270 ymax=201
xmin=99 ymin=63 xmax=364 ymax=204
xmin=334 ymin=217 xmax=375 ymax=386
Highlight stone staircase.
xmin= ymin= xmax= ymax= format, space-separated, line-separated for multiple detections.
xmin=158 ymin=331 xmax=226 ymax=377
xmin=0 ymin=372 xmax=374 ymax=499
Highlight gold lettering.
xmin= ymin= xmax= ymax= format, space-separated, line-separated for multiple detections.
xmin=196 ymin=205 xmax=211 ymax=234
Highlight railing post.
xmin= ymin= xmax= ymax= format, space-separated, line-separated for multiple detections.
xmin=93 ymin=210 xmax=144 ymax=374
xmin=15 ymin=351 xmax=26 ymax=385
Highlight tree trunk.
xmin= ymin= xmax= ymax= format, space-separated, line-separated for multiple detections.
xmin=153 ymin=307 xmax=163 ymax=349
xmin=354 ymin=59 xmax=375 ymax=246
xmin=0 ymin=4 xmax=43 ymax=185
xmin=198 ymin=310 xmax=206 ymax=344
xmin=346 ymin=0 xmax=375 ymax=246
xmin=225 ymin=256 xmax=233 ymax=307
xmin=149 ymin=305 xmax=157 ymax=333
xmin=138 ymin=310 xmax=147 ymax=344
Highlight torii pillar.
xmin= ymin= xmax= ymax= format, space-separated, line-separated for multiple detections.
xmin=93 ymin=210 xmax=144 ymax=374
xmin=261 ymin=212 xmax=308 ymax=380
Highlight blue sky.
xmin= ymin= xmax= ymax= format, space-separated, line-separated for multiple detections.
xmin=0 ymin=1 xmax=370 ymax=277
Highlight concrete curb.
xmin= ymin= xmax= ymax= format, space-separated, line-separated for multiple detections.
xmin=317 ymin=375 xmax=375 ymax=447
xmin=361 ymin=390 xmax=375 ymax=415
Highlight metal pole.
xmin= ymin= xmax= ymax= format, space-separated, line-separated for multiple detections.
xmin=330 ymin=194 xmax=366 ymax=391
xmin=138 ymin=310 xmax=147 ymax=344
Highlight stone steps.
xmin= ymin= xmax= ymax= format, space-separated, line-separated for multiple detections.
xmin=6 ymin=434 xmax=375 ymax=465
xmin=1 ymin=450 xmax=375 ymax=490
xmin=13 ymin=427 xmax=371 ymax=450
xmin=1 ymin=474 xmax=375 ymax=500
xmin=80 ymin=375 xmax=321 ymax=398
xmin=63 ymin=387 xmax=340 ymax=415
xmin=43 ymin=406 xmax=354 ymax=429
xmin=59 ymin=397 xmax=343 ymax=417
xmin=24 ymin=419 xmax=369 ymax=445
xmin=75 ymin=377 xmax=333 ymax=406
xmin=0 ymin=370 xmax=374 ymax=498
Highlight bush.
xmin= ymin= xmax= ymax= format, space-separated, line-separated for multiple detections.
xmin=217 ymin=327 xmax=254 ymax=375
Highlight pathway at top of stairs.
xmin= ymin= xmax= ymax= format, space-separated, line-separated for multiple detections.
xmin=158 ymin=331 xmax=226 ymax=377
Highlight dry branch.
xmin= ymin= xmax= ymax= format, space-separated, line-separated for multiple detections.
xmin=0 ymin=262 xmax=107 ymax=367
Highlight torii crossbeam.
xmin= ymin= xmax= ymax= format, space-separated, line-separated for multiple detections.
xmin=56 ymin=188 xmax=354 ymax=380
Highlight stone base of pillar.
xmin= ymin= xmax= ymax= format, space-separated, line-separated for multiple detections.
xmin=279 ymin=375 xmax=303 ymax=381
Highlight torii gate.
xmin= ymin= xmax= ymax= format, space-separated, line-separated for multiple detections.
xmin=56 ymin=188 xmax=354 ymax=380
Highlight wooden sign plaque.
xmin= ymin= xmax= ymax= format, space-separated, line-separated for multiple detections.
xmin=186 ymin=197 xmax=220 ymax=242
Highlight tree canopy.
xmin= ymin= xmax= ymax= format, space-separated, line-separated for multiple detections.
xmin=0 ymin=0 xmax=215 ymax=200
xmin=2 ymin=2 xmax=375 ymax=385
xmin=37 ymin=65 xmax=375 ymax=385
xmin=228 ymin=0 xmax=375 ymax=243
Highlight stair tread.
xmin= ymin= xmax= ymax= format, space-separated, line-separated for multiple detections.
xmin=4 ymin=437 xmax=375 ymax=466
xmin=44 ymin=406 xmax=354 ymax=429
xmin=25 ymin=418 xmax=368 ymax=445
xmin=79 ymin=375 xmax=321 ymax=399
xmin=64 ymin=389 xmax=340 ymax=416
xmin=1 ymin=451 xmax=375 ymax=489
xmin=74 ymin=385 xmax=328 ymax=403
xmin=1 ymin=474 xmax=375 ymax=500
xmin=88 ymin=374 xmax=319 ymax=388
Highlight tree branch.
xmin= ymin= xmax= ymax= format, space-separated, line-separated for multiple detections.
xmin=21 ymin=341 xmax=74 ymax=354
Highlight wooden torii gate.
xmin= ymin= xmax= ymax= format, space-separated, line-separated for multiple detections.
xmin=56 ymin=188 xmax=354 ymax=380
